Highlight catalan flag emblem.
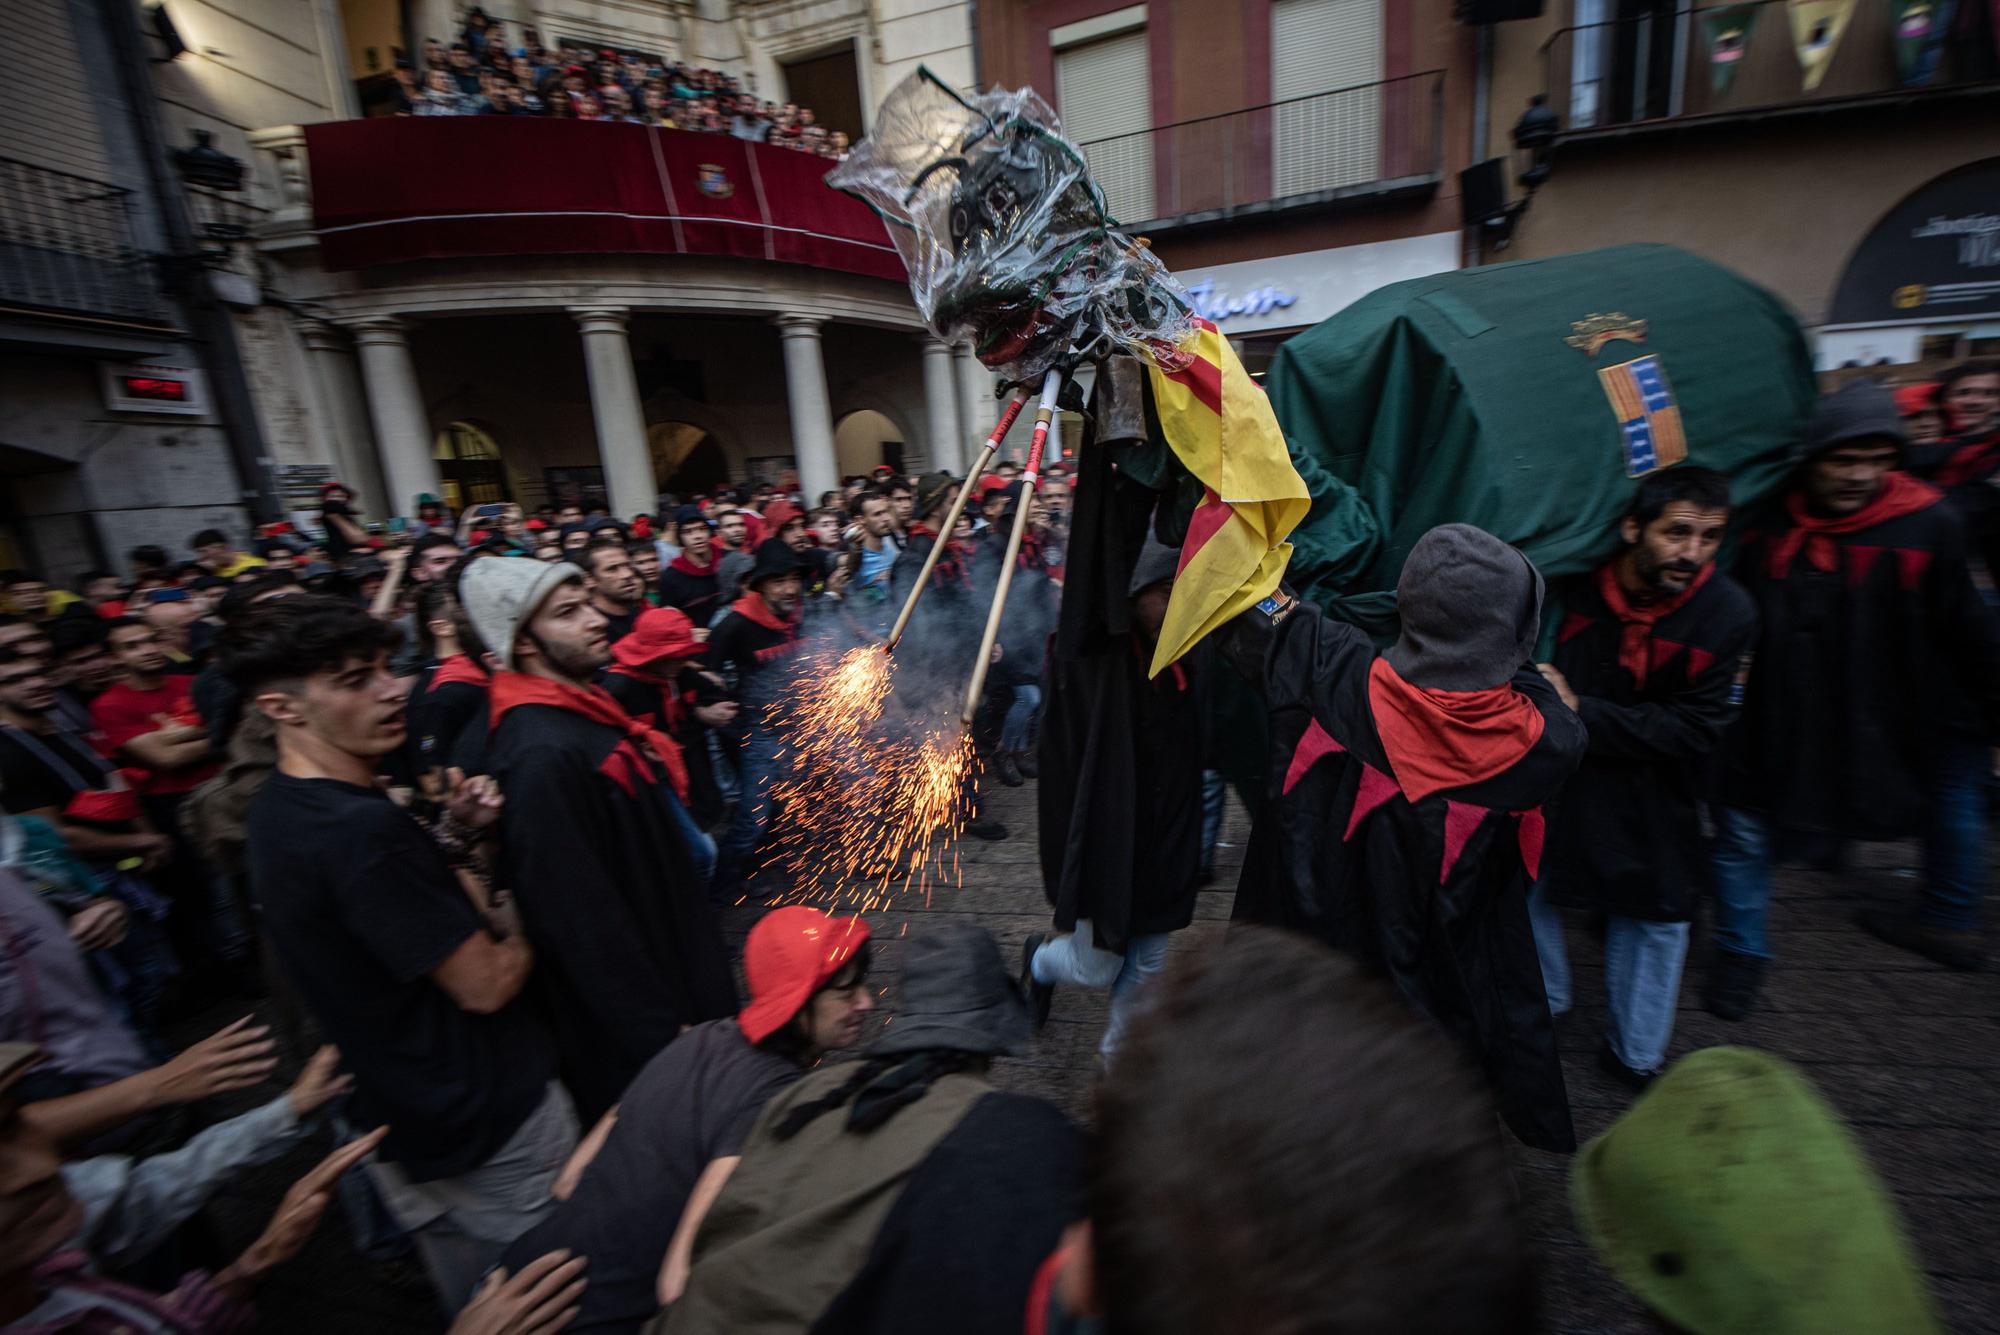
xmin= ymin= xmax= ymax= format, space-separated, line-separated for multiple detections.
xmin=1597 ymin=354 xmax=1687 ymax=476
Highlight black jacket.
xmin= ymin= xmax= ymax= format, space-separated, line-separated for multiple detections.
xmin=1541 ymin=567 xmax=1757 ymax=921
xmin=659 ymin=560 xmax=723 ymax=627
xmin=1716 ymin=487 xmax=2000 ymax=837
xmin=1233 ymin=604 xmax=1586 ymax=1152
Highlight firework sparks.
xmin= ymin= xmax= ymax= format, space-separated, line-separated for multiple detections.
xmin=758 ymin=645 xmax=981 ymax=912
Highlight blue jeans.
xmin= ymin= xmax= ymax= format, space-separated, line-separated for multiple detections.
xmin=1712 ymin=739 xmax=1989 ymax=958
xmin=1031 ymin=922 xmax=1171 ymax=1063
xmin=663 ymin=785 xmax=716 ymax=888
xmin=1528 ymin=884 xmax=1690 ymax=1072
xmin=1000 ymin=683 xmax=1041 ymax=753
xmin=715 ymin=728 xmax=783 ymax=891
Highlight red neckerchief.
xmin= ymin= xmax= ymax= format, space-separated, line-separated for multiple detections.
xmin=430 ymin=654 xmax=489 ymax=689
xmin=668 ymin=552 xmax=714 ymax=578
xmin=488 ymin=671 xmax=688 ymax=800
xmin=728 ymin=593 xmax=799 ymax=637
xmin=605 ymin=664 xmax=685 ymax=729
xmin=1932 ymin=426 xmax=2000 ymax=488
xmin=1766 ymin=473 xmax=1942 ymax=578
xmin=909 ymin=523 xmax=972 ymax=592
xmin=1017 ymin=527 xmax=1046 ymax=571
xmin=1366 ymin=657 xmax=1546 ymax=804
xmin=1594 ymin=559 xmax=1715 ymax=687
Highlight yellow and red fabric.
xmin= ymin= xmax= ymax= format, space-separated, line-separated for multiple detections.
xmin=1144 ymin=318 xmax=1310 ymax=677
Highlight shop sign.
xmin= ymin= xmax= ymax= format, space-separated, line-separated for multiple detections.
xmin=1828 ymin=158 xmax=2000 ymax=325
xmin=1172 ymin=232 xmax=1461 ymax=336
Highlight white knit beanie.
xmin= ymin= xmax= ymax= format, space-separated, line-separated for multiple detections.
xmin=459 ymin=557 xmax=583 ymax=672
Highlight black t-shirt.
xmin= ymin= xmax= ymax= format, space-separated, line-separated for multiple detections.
xmin=321 ymin=498 xmax=358 ymax=560
xmin=246 ymin=771 xmax=556 ymax=1180
xmin=0 ymin=724 xmax=112 ymax=815
xmin=598 ymin=604 xmax=640 ymax=647
xmin=499 ymin=1018 xmax=801 ymax=1334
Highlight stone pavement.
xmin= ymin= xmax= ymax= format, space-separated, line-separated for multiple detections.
xmin=175 ymin=776 xmax=1996 ymax=1333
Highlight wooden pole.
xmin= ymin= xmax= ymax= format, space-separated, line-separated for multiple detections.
xmin=961 ymin=368 xmax=1063 ymax=725
xmin=883 ymin=389 xmax=1028 ymax=653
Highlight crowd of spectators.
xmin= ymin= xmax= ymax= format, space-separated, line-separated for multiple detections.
xmin=389 ymin=7 xmax=850 ymax=160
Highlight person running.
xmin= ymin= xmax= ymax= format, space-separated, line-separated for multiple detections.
xmin=498 ymin=906 xmax=872 ymax=1335
xmin=226 ymin=593 xmax=573 ymax=1311
xmin=463 ymin=558 xmax=737 ymax=1124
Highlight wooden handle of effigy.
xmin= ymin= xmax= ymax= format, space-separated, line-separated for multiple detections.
xmin=960 ymin=369 xmax=1063 ymax=725
xmin=883 ymin=391 xmax=1027 ymax=653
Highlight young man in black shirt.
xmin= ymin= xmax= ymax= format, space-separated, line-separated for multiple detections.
xmin=500 ymin=906 xmax=873 ymax=1334
xmin=658 ymin=507 xmax=723 ymax=626
xmin=226 ymin=594 xmax=575 ymax=1312
xmin=580 ymin=540 xmax=646 ymax=646
xmin=463 ymin=559 xmax=737 ymax=1124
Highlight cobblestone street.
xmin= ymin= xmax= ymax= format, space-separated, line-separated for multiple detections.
xmin=184 ymin=777 xmax=1997 ymax=1333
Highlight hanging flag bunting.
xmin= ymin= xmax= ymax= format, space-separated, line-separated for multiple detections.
xmin=1893 ymin=0 xmax=1957 ymax=83
xmin=1703 ymin=5 xmax=1762 ymax=91
xmin=1788 ymin=0 xmax=1858 ymax=89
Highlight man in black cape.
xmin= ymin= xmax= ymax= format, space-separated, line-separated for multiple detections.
xmin=1227 ymin=524 xmax=1586 ymax=1152
xmin=463 ymin=557 xmax=738 ymax=1123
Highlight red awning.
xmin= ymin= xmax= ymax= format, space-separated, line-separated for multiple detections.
xmin=302 ymin=118 xmax=904 ymax=281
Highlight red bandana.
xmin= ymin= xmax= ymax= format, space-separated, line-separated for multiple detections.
xmin=1765 ymin=472 xmax=1941 ymax=578
xmin=430 ymin=654 xmax=489 ymax=689
xmin=908 ymin=523 xmax=973 ymax=592
xmin=668 ymin=552 xmax=714 ymax=578
xmin=1365 ymin=658 xmax=1545 ymax=803
xmin=728 ymin=593 xmax=799 ymax=637
xmin=1594 ymin=560 xmax=1714 ymax=687
xmin=488 ymin=671 xmax=687 ymax=800
xmin=1932 ymin=427 xmax=2000 ymax=489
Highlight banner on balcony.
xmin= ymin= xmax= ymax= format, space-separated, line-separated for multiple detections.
xmin=301 ymin=118 xmax=903 ymax=280
xmin=1702 ymin=4 xmax=1761 ymax=92
xmin=1787 ymin=0 xmax=1857 ymax=90
xmin=1892 ymin=0 xmax=1957 ymax=84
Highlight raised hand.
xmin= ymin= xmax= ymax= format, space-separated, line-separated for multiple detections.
xmin=286 ymin=1046 xmax=353 ymax=1118
xmin=222 ymin=1127 xmax=389 ymax=1293
xmin=450 ymin=1251 xmax=588 ymax=1335
xmin=150 ymin=1016 xmax=279 ymax=1105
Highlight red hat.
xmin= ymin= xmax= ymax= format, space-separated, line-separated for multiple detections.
xmin=975 ymin=476 xmax=1011 ymax=497
xmin=1894 ymin=381 xmax=1940 ymax=417
xmin=762 ymin=500 xmax=803 ymax=533
xmin=738 ymin=907 xmax=870 ymax=1044
xmin=610 ymin=606 xmax=702 ymax=669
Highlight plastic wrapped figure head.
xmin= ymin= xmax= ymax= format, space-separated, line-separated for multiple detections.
xmin=829 ymin=67 xmax=1195 ymax=382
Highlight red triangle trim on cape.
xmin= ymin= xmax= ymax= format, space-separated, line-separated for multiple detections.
xmin=488 ymin=670 xmax=688 ymax=801
xmin=1765 ymin=472 xmax=1941 ymax=578
xmin=1594 ymin=559 xmax=1714 ymax=688
xmin=1365 ymin=658 xmax=1545 ymax=804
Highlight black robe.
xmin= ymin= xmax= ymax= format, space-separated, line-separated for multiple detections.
xmin=487 ymin=699 xmax=739 ymax=1122
xmin=1716 ymin=488 xmax=2000 ymax=837
xmin=1542 ymin=568 xmax=1757 ymax=922
xmin=659 ymin=560 xmax=723 ymax=627
xmin=599 ymin=667 xmax=730 ymax=828
xmin=407 ymin=665 xmax=489 ymax=777
xmin=1233 ymin=605 xmax=1586 ymax=1152
xmin=1038 ymin=636 xmax=1204 ymax=953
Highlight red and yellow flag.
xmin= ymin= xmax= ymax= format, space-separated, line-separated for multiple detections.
xmin=1145 ymin=318 xmax=1310 ymax=676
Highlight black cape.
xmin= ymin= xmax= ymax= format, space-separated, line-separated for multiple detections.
xmin=1542 ymin=568 xmax=1757 ymax=922
xmin=408 ymin=668 xmax=488 ymax=777
xmin=600 ymin=668 xmax=730 ymax=828
xmin=1716 ymin=489 xmax=2000 ymax=837
xmin=487 ymin=698 xmax=739 ymax=1122
xmin=1233 ymin=605 xmax=1586 ymax=1152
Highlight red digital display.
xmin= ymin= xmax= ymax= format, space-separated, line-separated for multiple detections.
xmin=120 ymin=376 xmax=189 ymax=402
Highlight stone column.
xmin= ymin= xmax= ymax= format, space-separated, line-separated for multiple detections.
xmin=920 ymin=336 xmax=962 ymax=474
xmin=953 ymin=342 xmax=995 ymax=460
xmin=570 ymin=306 xmax=657 ymax=521
xmin=775 ymin=315 xmax=838 ymax=506
xmin=348 ymin=315 xmax=440 ymax=521
xmin=297 ymin=323 xmax=389 ymax=522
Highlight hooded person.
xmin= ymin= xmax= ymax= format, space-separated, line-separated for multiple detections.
xmin=600 ymin=606 xmax=738 ymax=839
xmin=462 ymin=557 xmax=738 ymax=1124
xmin=1710 ymin=380 xmax=2000 ymax=1006
xmin=658 ymin=506 xmax=724 ymax=626
xmin=1027 ymin=536 xmax=1205 ymax=1064
xmin=1226 ymin=523 xmax=1587 ymax=1152
xmin=659 ymin=923 xmax=1081 ymax=1335
xmin=499 ymin=907 xmax=875 ymax=1335
xmin=1572 ymin=1046 xmax=1941 ymax=1335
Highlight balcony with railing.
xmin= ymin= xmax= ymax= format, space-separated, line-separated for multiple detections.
xmin=1543 ymin=0 xmax=2000 ymax=137
xmin=0 ymin=156 xmax=172 ymax=328
xmin=1075 ymin=71 xmax=1445 ymax=233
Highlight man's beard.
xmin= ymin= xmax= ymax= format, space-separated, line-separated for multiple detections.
xmin=532 ymin=632 xmax=609 ymax=683
xmin=1638 ymin=551 xmax=1700 ymax=592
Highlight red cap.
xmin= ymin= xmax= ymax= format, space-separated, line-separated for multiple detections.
xmin=975 ymin=476 xmax=1011 ymax=497
xmin=738 ymin=907 xmax=870 ymax=1044
xmin=762 ymin=500 xmax=802 ymax=534
xmin=1895 ymin=381 xmax=1940 ymax=417
xmin=610 ymin=607 xmax=702 ymax=669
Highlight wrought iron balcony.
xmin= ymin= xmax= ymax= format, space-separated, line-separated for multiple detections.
xmin=1543 ymin=0 xmax=2000 ymax=137
xmin=0 ymin=156 xmax=171 ymax=327
xmin=1075 ymin=70 xmax=1445 ymax=233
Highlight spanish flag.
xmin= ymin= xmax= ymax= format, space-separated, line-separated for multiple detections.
xmin=1145 ymin=319 xmax=1310 ymax=676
